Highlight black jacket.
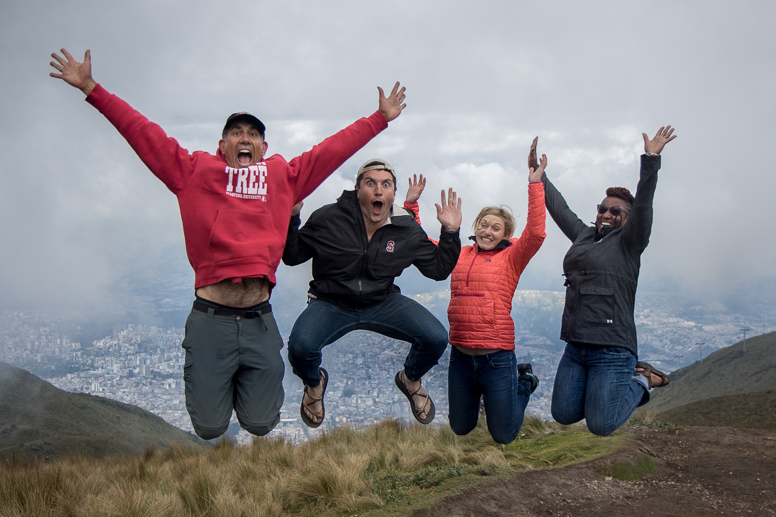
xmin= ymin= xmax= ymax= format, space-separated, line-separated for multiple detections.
xmin=542 ymin=155 xmax=660 ymax=356
xmin=283 ymin=190 xmax=461 ymax=309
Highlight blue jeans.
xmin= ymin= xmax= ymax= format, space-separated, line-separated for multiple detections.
xmin=448 ymin=348 xmax=532 ymax=444
xmin=287 ymin=293 xmax=449 ymax=386
xmin=551 ymin=342 xmax=650 ymax=436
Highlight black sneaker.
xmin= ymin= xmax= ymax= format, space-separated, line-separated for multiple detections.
xmin=517 ymin=363 xmax=539 ymax=394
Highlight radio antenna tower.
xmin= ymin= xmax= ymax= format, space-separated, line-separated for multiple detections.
xmin=695 ymin=341 xmax=705 ymax=363
xmin=740 ymin=327 xmax=752 ymax=352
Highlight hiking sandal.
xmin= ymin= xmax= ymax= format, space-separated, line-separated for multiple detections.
xmin=300 ymin=367 xmax=328 ymax=428
xmin=635 ymin=361 xmax=670 ymax=389
xmin=394 ymin=370 xmax=435 ymax=424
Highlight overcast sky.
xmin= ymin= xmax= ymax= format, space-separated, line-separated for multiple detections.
xmin=2 ymin=0 xmax=774 ymax=315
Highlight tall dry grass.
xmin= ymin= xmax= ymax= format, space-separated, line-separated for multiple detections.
xmin=0 ymin=416 xmax=559 ymax=517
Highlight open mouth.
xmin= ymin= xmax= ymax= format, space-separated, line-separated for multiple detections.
xmin=238 ymin=149 xmax=253 ymax=166
xmin=371 ymin=200 xmax=384 ymax=216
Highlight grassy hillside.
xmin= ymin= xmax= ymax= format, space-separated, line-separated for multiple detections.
xmin=0 ymin=417 xmax=630 ymax=517
xmin=648 ymin=331 xmax=776 ymax=413
xmin=0 ymin=362 xmax=203 ymax=462
xmin=656 ymin=389 xmax=776 ymax=430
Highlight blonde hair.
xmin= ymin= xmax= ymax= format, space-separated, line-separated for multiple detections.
xmin=472 ymin=206 xmax=515 ymax=239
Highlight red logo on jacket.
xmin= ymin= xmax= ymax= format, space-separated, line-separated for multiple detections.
xmin=386 ymin=240 xmax=395 ymax=253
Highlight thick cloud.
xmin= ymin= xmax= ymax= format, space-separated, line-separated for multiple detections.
xmin=2 ymin=0 xmax=774 ymax=313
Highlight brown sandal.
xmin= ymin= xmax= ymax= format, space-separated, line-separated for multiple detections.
xmin=300 ymin=368 xmax=328 ymax=428
xmin=635 ymin=361 xmax=670 ymax=389
xmin=394 ymin=370 xmax=435 ymax=424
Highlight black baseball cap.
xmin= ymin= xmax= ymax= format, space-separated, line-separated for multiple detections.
xmin=222 ymin=112 xmax=266 ymax=139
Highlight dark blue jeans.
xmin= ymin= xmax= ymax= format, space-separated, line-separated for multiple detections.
xmin=447 ymin=347 xmax=532 ymax=444
xmin=287 ymin=293 xmax=449 ymax=387
xmin=551 ymin=342 xmax=650 ymax=436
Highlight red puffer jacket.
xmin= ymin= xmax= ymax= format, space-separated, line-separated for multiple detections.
xmin=448 ymin=182 xmax=546 ymax=350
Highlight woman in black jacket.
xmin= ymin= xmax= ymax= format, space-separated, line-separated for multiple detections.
xmin=534 ymin=126 xmax=676 ymax=436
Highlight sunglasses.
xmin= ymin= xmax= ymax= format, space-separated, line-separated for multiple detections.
xmin=596 ymin=204 xmax=630 ymax=217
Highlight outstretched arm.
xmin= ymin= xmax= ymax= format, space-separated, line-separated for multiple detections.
xmin=531 ymin=137 xmax=588 ymax=242
xmin=377 ymin=82 xmax=407 ymax=122
xmin=49 ymin=48 xmax=198 ymax=194
xmin=288 ymin=82 xmax=405 ymax=203
xmin=624 ymin=125 xmax=677 ymax=252
xmin=49 ymin=48 xmax=97 ymax=96
xmin=507 ymin=150 xmax=547 ymax=272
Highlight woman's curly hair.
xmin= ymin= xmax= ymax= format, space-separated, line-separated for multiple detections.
xmin=605 ymin=187 xmax=634 ymax=207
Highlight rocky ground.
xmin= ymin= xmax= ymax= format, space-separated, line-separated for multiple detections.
xmin=422 ymin=425 xmax=776 ymax=516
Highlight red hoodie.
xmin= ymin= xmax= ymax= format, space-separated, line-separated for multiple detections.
xmin=86 ymin=84 xmax=387 ymax=288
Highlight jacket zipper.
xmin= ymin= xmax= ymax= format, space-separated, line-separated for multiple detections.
xmin=465 ymin=246 xmax=480 ymax=287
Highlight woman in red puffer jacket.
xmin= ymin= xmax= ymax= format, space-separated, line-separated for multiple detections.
xmin=404 ymin=146 xmax=546 ymax=443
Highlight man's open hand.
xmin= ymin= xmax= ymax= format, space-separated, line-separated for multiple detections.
xmin=405 ymin=174 xmax=426 ymax=204
xmin=435 ymin=188 xmax=462 ymax=232
xmin=50 ymin=48 xmax=97 ymax=96
xmin=378 ymin=82 xmax=406 ymax=122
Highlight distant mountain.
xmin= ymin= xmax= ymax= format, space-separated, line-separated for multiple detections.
xmin=0 ymin=362 xmax=204 ymax=462
xmin=649 ymin=331 xmax=776 ymax=414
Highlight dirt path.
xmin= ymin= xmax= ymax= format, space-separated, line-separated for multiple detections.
xmin=421 ymin=426 xmax=776 ymax=516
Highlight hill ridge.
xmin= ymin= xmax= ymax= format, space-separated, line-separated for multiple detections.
xmin=648 ymin=330 xmax=776 ymax=413
xmin=0 ymin=362 xmax=203 ymax=462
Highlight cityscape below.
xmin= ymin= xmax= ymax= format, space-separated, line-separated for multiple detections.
xmin=1 ymin=289 xmax=772 ymax=443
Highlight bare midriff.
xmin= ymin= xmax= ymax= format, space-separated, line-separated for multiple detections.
xmin=196 ymin=277 xmax=271 ymax=308
xmin=454 ymin=346 xmax=500 ymax=356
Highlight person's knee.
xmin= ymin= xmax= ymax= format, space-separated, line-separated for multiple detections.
xmin=239 ymin=414 xmax=280 ymax=437
xmin=431 ymin=325 xmax=449 ymax=347
xmin=241 ymin=424 xmax=274 ymax=437
xmin=449 ymin=420 xmax=476 ymax=437
xmin=421 ymin=326 xmax=449 ymax=357
xmin=287 ymin=328 xmax=322 ymax=361
xmin=585 ymin=417 xmax=618 ymax=437
xmin=192 ymin=423 xmax=229 ymax=440
xmin=551 ymin=406 xmax=579 ymax=426
xmin=490 ymin=429 xmax=517 ymax=445
xmin=448 ymin=412 xmax=477 ymax=436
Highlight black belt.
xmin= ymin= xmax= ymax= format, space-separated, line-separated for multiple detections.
xmin=192 ymin=300 xmax=271 ymax=318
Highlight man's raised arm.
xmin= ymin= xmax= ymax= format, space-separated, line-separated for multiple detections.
xmin=289 ymin=82 xmax=408 ymax=204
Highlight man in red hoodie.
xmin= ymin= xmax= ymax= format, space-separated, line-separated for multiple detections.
xmin=50 ymin=48 xmax=407 ymax=440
